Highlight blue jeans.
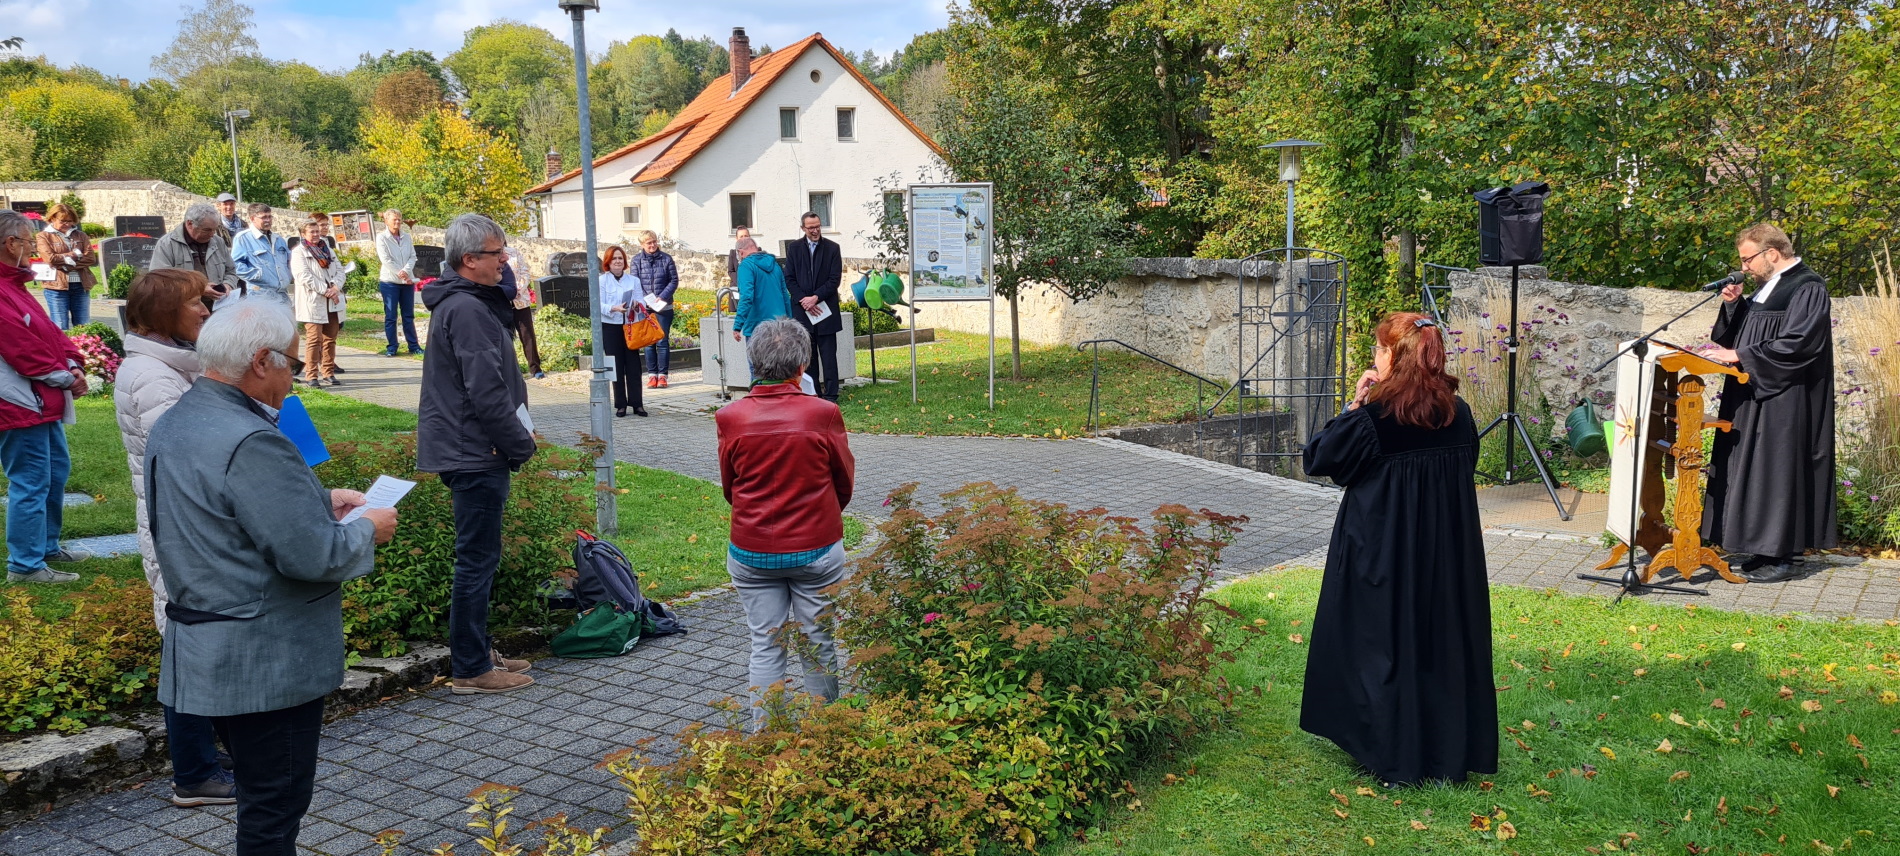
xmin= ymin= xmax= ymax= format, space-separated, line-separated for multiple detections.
xmin=378 ymin=282 xmax=420 ymax=354
xmin=442 ymin=468 xmax=511 ymax=679
xmin=164 ymin=703 xmax=223 ymax=788
xmin=41 ymin=288 xmax=89 ymax=330
xmin=0 ymin=422 xmax=71 ymax=573
xmin=645 ymin=309 xmax=675 ymax=375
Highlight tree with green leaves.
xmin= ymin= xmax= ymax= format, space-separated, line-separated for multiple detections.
xmin=184 ymin=140 xmax=285 ymax=206
xmin=6 ymin=81 xmax=135 ymax=180
xmin=935 ymin=29 xmax=1137 ymax=378
xmin=151 ymin=0 xmax=259 ymax=107
xmin=372 ymin=68 xmax=443 ymax=123
xmin=442 ymin=21 xmax=572 ymax=139
xmin=0 ymin=108 xmax=36 ymax=181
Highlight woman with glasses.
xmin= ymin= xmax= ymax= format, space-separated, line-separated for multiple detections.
xmin=1298 ymin=311 xmax=1496 ymax=788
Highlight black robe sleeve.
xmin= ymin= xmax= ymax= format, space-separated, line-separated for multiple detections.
xmin=1302 ymin=406 xmax=1379 ymax=487
xmin=1737 ymin=281 xmax=1832 ymax=399
xmin=1711 ymin=298 xmax=1748 ymax=347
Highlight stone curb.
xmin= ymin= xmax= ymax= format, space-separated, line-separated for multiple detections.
xmin=0 ymin=630 xmax=546 ymax=827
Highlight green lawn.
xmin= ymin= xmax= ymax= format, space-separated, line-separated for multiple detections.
xmin=1049 ymin=570 xmax=1900 ymax=856
xmin=843 ymin=331 xmax=1233 ymax=437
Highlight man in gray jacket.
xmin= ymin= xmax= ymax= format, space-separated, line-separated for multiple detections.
xmin=146 ymin=297 xmax=396 ymax=855
xmin=151 ymin=202 xmax=242 ymax=300
xmin=418 ymin=213 xmax=538 ymax=694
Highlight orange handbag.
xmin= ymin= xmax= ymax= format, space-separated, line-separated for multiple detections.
xmin=621 ymin=307 xmax=664 ymax=350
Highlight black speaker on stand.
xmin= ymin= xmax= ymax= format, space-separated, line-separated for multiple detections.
xmin=1472 ymin=180 xmax=1570 ymax=521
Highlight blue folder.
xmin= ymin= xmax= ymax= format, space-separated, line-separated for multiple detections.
xmin=278 ymin=395 xmax=330 ymax=467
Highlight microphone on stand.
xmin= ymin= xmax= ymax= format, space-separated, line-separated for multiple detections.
xmin=1700 ymin=271 xmax=1746 ymax=291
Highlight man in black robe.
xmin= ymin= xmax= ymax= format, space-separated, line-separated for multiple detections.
xmin=1701 ymin=223 xmax=1837 ymax=583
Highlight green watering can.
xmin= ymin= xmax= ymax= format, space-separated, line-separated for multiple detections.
xmin=1565 ymin=403 xmax=1606 ymax=456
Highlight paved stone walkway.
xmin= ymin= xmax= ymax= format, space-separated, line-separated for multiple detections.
xmin=3 ymin=345 xmax=1895 ymax=855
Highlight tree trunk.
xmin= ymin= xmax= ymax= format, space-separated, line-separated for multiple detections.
xmin=1009 ymin=290 xmax=1022 ymax=380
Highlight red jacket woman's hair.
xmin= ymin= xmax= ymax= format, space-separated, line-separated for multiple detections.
xmin=599 ymin=245 xmax=628 ymax=273
xmin=1366 ymin=311 xmax=1460 ymax=429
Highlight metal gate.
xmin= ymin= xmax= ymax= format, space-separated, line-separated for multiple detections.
xmin=1211 ymin=248 xmax=1350 ymax=478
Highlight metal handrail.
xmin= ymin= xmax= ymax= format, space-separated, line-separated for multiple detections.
xmin=1422 ymin=262 xmax=1468 ymax=326
xmin=1076 ymin=338 xmax=1229 ymax=433
xmin=709 ymin=286 xmax=737 ymax=400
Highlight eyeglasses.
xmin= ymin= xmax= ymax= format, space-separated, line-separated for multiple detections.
xmin=468 ymin=247 xmax=510 ymax=259
xmin=1739 ymin=248 xmax=1773 ymax=266
xmin=273 ymin=349 xmax=305 ymax=375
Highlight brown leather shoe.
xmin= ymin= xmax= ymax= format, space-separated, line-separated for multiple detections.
xmin=491 ymin=649 xmax=531 ymax=673
xmin=451 ymin=669 xmax=535 ymax=694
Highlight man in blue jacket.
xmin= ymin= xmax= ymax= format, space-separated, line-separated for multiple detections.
xmin=418 ymin=213 xmax=539 ymax=695
xmin=229 ymin=204 xmax=291 ymax=296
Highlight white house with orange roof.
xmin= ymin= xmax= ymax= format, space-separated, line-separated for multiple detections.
xmin=525 ymin=28 xmax=944 ymax=260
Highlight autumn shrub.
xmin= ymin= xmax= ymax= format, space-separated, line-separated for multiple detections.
xmin=105 ymin=262 xmax=136 ymax=299
xmin=316 ymin=435 xmax=593 ymax=656
xmin=835 ymin=484 xmax=1245 ymax=830
xmin=0 ymin=578 xmax=160 ymax=733
xmin=1836 ymin=247 xmax=1900 ymax=550
xmin=609 ymin=690 xmax=1066 ymax=856
xmin=532 ymin=304 xmax=593 ymax=372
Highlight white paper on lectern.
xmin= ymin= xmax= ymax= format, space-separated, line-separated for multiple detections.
xmin=340 ymin=476 xmax=416 ymax=523
xmin=1605 ymin=340 xmax=1692 ymax=546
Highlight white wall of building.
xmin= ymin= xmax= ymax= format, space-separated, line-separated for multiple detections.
xmin=535 ymin=48 xmax=940 ymax=258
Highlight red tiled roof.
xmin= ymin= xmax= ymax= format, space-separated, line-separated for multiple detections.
xmin=525 ymin=32 xmax=941 ymax=195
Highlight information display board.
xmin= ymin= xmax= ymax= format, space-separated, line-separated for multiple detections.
xmin=907 ymin=183 xmax=993 ymax=302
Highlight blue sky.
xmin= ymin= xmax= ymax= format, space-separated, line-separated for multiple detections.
xmin=1 ymin=0 xmax=951 ymax=82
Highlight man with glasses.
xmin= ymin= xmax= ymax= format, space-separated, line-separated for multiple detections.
xmin=1699 ymin=223 xmax=1837 ymax=584
xmin=144 ymin=297 xmax=396 ymax=854
xmin=417 ymin=213 xmax=539 ymax=695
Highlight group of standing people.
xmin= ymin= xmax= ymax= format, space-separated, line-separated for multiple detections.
xmin=727 ymin=212 xmax=847 ymax=399
xmin=596 ymin=230 xmax=681 ymax=418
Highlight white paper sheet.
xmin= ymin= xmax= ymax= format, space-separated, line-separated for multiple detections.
xmin=807 ymin=302 xmax=834 ymax=324
xmin=340 ymin=475 xmax=416 ymax=523
xmin=643 ymin=293 xmax=668 ymax=312
xmin=515 ymin=403 xmax=535 ymax=434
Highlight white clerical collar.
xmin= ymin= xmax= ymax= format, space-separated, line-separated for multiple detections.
xmin=1752 ymin=257 xmax=1801 ymax=304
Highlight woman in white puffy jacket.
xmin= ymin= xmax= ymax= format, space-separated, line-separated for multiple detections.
xmin=291 ymin=220 xmax=347 ymax=386
xmin=111 ymin=268 xmax=236 ymax=807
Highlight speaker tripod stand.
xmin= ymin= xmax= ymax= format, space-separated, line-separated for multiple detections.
xmin=1474 ymin=264 xmax=1572 ymax=521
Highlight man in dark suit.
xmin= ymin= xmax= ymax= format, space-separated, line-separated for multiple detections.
xmin=783 ymin=212 xmax=844 ymax=400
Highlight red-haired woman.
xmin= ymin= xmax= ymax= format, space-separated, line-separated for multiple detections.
xmin=598 ymin=246 xmax=645 ymax=417
xmin=1299 ymin=311 xmax=1497 ymax=787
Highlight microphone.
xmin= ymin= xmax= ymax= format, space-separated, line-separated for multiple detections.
xmin=1700 ymin=272 xmax=1745 ymax=292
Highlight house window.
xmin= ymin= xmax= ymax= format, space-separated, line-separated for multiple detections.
xmin=622 ymin=205 xmax=641 ymax=225
xmin=729 ymin=194 xmax=754 ymax=231
xmin=836 ymin=107 xmax=855 ymax=140
xmin=882 ymin=192 xmax=905 ymax=227
xmin=779 ymin=108 xmax=798 ymax=140
xmin=808 ymin=192 xmax=833 ymax=229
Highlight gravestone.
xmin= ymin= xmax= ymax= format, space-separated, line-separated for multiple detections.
xmin=537 ymin=275 xmax=591 ymax=319
xmin=547 ymin=252 xmax=590 ymax=277
xmin=96 ymin=235 xmax=159 ymax=274
xmin=114 ymin=216 xmax=165 ymax=238
xmin=413 ymin=245 xmax=445 ymax=279
xmin=8 ymin=200 xmax=46 ymax=216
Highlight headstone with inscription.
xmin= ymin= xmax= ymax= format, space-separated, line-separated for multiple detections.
xmin=96 ymin=235 xmax=159 ymax=274
xmin=8 ymin=200 xmax=46 ymax=216
xmin=114 ymin=216 xmax=166 ymax=237
xmin=547 ymin=252 xmax=591 ymax=277
xmin=413 ymin=245 xmax=445 ymax=279
xmin=536 ymin=275 xmax=591 ymax=319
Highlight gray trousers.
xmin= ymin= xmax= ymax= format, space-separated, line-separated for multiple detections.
xmin=728 ymin=542 xmax=845 ymax=726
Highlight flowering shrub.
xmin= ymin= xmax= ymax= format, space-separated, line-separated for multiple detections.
xmin=1835 ymin=250 xmax=1900 ymax=550
xmin=68 ymin=332 xmax=121 ymax=386
xmin=1445 ymin=292 xmax=1581 ymax=474
xmin=69 ymin=321 xmax=122 ymax=357
xmin=531 ymin=304 xmax=593 ymax=372
xmin=105 ymin=263 xmax=136 ymax=299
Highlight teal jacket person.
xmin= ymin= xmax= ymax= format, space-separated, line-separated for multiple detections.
xmin=734 ymin=250 xmax=791 ymax=338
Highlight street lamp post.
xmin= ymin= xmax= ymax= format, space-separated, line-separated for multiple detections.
xmin=559 ymin=0 xmax=617 ymax=534
xmin=224 ymin=109 xmax=251 ymax=204
xmin=1261 ymin=139 xmax=1321 ymax=269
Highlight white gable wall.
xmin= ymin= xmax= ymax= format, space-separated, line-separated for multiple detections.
xmin=534 ymin=46 xmax=939 ymax=260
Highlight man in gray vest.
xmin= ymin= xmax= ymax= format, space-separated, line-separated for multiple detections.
xmin=145 ymin=297 xmax=396 ymax=854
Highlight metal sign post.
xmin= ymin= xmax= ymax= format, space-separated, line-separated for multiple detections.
xmin=906 ymin=182 xmax=996 ymax=409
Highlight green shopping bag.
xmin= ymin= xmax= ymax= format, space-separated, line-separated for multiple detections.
xmin=551 ymin=603 xmax=646 ymax=658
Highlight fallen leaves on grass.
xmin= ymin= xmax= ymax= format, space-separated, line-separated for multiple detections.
xmin=1599 ymin=746 xmax=1618 ymax=761
xmin=1657 ymin=739 xmax=1674 ymax=753
xmin=1497 ymin=821 xmax=1518 ymax=841
xmin=1670 ymin=771 xmax=1692 ymax=783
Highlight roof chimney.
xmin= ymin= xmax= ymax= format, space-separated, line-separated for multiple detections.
xmin=729 ymin=27 xmax=752 ymax=94
xmin=545 ymin=148 xmax=563 ymax=180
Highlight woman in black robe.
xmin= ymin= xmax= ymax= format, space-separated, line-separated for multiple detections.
xmin=1699 ymin=225 xmax=1836 ymax=583
xmin=1300 ymin=311 xmax=1497 ymax=786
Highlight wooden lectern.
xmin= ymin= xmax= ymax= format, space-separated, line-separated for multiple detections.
xmin=1598 ymin=341 xmax=1750 ymax=584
